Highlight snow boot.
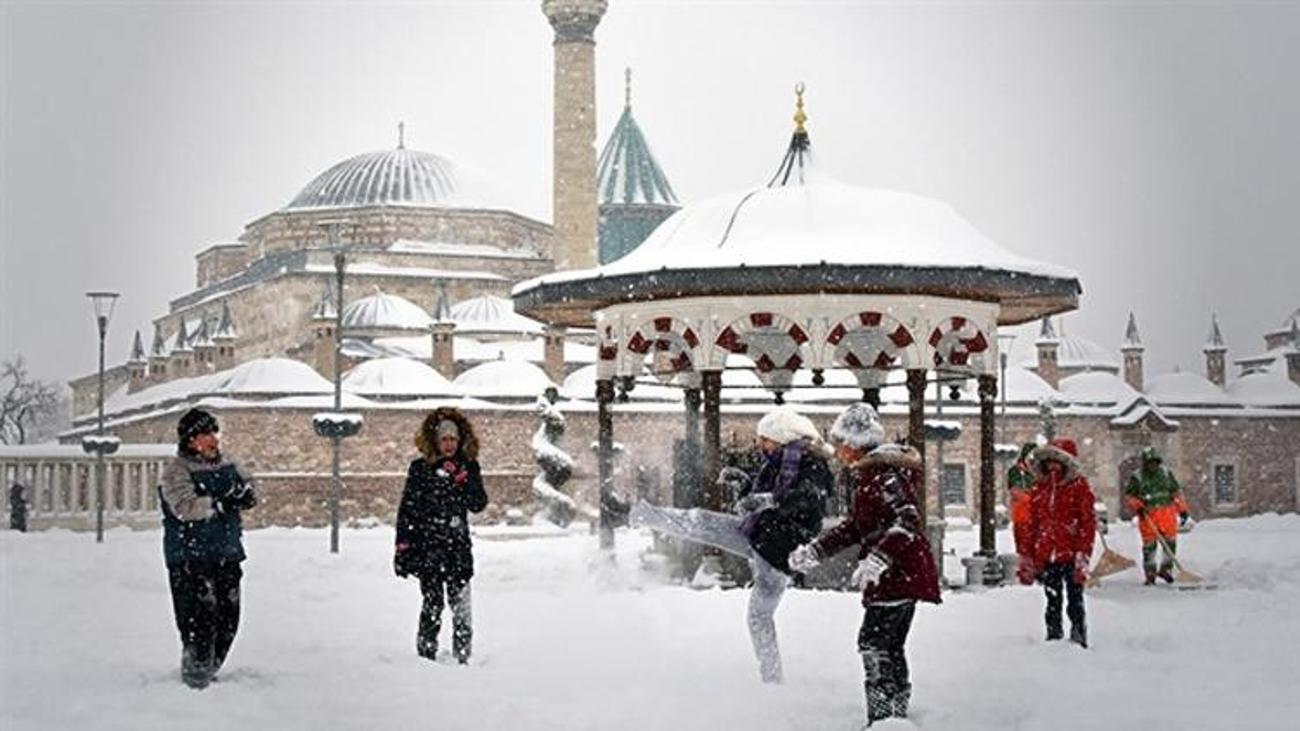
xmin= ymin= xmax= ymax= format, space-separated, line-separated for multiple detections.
xmin=181 ymin=647 xmax=212 ymax=689
xmin=1069 ymin=622 xmax=1088 ymax=649
xmin=1046 ymin=624 xmax=1063 ymax=641
xmin=1158 ymin=567 xmax=1176 ymax=584
xmin=1144 ymin=572 xmax=1157 ymax=586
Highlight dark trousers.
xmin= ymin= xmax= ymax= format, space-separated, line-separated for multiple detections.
xmin=1040 ymin=562 xmax=1086 ymax=638
xmin=858 ymin=601 xmax=917 ymax=725
xmin=167 ymin=560 xmax=243 ymax=682
xmin=418 ymin=573 xmax=472 ymax=662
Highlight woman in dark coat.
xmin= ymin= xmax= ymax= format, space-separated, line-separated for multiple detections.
xmin=789 ymin=403 xmax=939 ymax=727
xmin=630 ymin=406 xmax=832 ymax=683
xmin=159 ymin=408 xmax=257 ymax=689
xmin=394 ymin=407 xmax=489 ymax=664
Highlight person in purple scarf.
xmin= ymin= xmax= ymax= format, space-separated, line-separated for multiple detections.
xmin=631 ymin=407 xmax=832 ymax=683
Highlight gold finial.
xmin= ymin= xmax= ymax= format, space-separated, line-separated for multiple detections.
xmin=397 ymin=121 xmax=405 ymax=149
xmin=625 ymin=67 xmax=632 ymax=110
xmin=793 ymin=82 xmax=807 ymax=134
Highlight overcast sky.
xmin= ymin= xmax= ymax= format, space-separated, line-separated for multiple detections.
xmin=2 ymin=0 xmax=1298 ymax=385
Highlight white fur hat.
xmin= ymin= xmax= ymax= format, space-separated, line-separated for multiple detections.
xmin=829 ymin=403 xmax=885 ymax=450
xmin=756 ymin=407 xmax=821 ymax=445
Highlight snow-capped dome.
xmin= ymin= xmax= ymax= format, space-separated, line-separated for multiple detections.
xmin=1057 ymin=334 xmax=1119 ymax=372
xmin=208 ymin=358 xmax=333 ymax=395
xmin=1058 ymin=371 xmax=1140 ymax=407
xmin=1144 ymin=372 xmax=1233 ymax=407
xmin=449 ymin=295 xmax=545 ymax=338
xmin=560 ymin=364 xmax=681 ymax=402
xmin=284 ymin=146 xmax=508 ymax=212
xmin=1226 ymin=369 xmax=1300 ymax=407
xmin=452 ymin=358 xmax=556 ymax=400
xmin=342 ymin=357 xmax=456 ymax=398
xmin=342 ymin=291 xmax=432 ymax=332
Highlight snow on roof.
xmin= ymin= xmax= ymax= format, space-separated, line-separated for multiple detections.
xmin=341 ymin=290 xmax=433 ymax=332
xmin=388 ymin=239 xmax=542 ymax=260
xmin=364 ymin=335 xmax=596 ymax=365
xmin=1021 ymin=333 xmax=1118 ymax=372
xmin=1144 ymin=372 xmax=1235 ymax=407
xmin=1225 ymin=367 xmax=1300 ymax=407
xmin=342 ymin=357 xmax=457 ymax=398
xmin=452 ymin=358 xmax=557 ymax=399
xmin=260 ymin=393 xmax=378 ymax=409
xmin=303 ymin=262 xmax=505 ymax=282
xmin=560 ymin=364 xmax=682 ymax=402
xmin=449 ymin=295 xmax=545 ymax=337
xmin=207 ymin=358 xmax=334 ymax=396
xmin=1058 ymin=371 xmax=1140 ymax=407
xmin=0 ymin=443 xmax=175 ymax=459
xmin=524 ymin=178 xmax=1077 ymax=287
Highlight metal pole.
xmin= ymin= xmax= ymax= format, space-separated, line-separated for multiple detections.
xmin=978 ymin=374 xmax=997 ymax=559
xmin=96 ymin=316 xmax=106 ymax=543
xmin=330 ymin=250 xmax=344 ymax=554
xmin=596 ymin=378 xmax=615 ymax=549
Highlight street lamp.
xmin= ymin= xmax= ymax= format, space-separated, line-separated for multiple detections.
xmin=310 ymin=222 xmax=361 ymax=554
xmin=997 ymin=332 xmax=1016 ymax=447
xmin=83 ymin=291 xmax=120 ymax=543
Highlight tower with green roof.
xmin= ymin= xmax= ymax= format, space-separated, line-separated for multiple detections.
xmin=596 ymin=69 xmax=680 ymax=264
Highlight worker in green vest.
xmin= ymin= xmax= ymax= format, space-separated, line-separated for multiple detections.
xmin=1124 ymin=447 xmax=1189 ymax=585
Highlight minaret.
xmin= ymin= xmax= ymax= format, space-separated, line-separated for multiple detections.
xmin=148 ymin=326 xmax=168 ymax=383
xmin=212 ymin=301 xmax=239 ymax=372
xmin=1121 ymin=311 xmax=1145 ymax=392
xmin=542 ymin=0 xmax=608 ymax=271
xmin=1035 ymin=317 xmax=1061 ymax=390
xmin=1203 ymin=313 xmax=1227 ymax=387
xmin=127 ymin=331 xmax=148 ymax=393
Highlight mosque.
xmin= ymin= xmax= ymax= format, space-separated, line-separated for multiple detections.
xmin=3 ymin=0 xmax=1297 ymax=532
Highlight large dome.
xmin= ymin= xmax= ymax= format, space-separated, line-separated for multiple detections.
xmin=286 ymin=148 xmax=467 ymax=211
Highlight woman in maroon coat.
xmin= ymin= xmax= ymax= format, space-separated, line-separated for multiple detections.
xmin=789 ymin=404 xmax=939 ymax=727
xmin=1016 ymin=437 xmax=1096 ymax=648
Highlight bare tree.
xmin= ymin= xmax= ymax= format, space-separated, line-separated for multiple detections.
xmin=1 ymin=357 xmax=59 ymax=445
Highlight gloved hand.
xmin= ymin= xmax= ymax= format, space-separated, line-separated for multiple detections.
xmin=1179 ymin=511 xmax=1190 ymax=527
xmin=1073 ymin=553 xmax=1089 ymax=584
xmin=852 ymin=553 xmax=890 ymax=590
xmin=1016 ymin=558 xmax=1038 ymax=585
xmin=787 ymin=543 xmax=821 ymax=573
xmin=393 ymin=543 xmax=411 ymax=578
xmin=733 ymin=493 xmax=775 ymax=515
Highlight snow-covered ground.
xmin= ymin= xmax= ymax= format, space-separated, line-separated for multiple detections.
xmin=3 ymin=515 xmax=1299 ymax=730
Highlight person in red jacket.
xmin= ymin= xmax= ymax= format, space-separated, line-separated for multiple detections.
xmin=789 ymin=404 xmax=940 ymax=727
xmin=1016 ymin=437 xmax=1096 ymax=648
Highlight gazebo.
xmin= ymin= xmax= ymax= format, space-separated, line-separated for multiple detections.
xmin=514 ymin=87 xmax=1081 ymax=564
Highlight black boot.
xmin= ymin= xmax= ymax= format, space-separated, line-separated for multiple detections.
xmin=1069 ymin=622 xmax=1088 ymax=648
xmin=1046 ymin=625 xmax=1064 ymax=641
xmin=181 ymin=647 xmax=212 ymax=689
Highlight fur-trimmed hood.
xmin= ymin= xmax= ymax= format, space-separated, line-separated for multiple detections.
xmin=1030 ymin=438 xmax=1080 ymax=482
xmin=851 ymin=443 xmax=923 ymax=471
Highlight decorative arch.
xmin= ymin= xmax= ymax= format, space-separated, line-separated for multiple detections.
xmin=714 ymin=311 xmax=810 ymax=390
xmin=827 ymin=311 xmax=917 ymax=386
xmin=928 ymin=315 xmax=990 ymax=372
xmin=624 ymin=316 xmax=701 ymax=383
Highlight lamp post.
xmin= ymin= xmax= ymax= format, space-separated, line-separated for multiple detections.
xmin=311 ymin=222 xmax=361 ymax=554
xmin=998 ymin=333 xmax=1015 ymax=446
xmin=83 ymin=291 xmax=120 ymax=543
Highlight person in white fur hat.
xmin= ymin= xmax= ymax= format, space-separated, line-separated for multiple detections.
xmin=631 ymin=406 xmax=833 ymax=683
xmin=789 ymin=403 xmax=939 ymax=727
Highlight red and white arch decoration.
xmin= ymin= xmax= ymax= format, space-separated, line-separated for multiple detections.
xmin=713 ymin=311 xmax=810 ymax=390
xmin=624 ymin=316 xmax=701 ymax=383
xmin=928 ymin=315 xmax=990 ymax=371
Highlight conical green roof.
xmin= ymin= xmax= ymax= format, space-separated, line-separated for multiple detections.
xmin=596 ymin=106 xmax=678 ymax=206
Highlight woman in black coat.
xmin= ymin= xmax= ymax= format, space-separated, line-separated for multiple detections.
xmin=394 ymin=407 xmax=489 ymax=663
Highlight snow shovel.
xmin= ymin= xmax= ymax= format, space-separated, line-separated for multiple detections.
xmin=1085 ymin=529 xmax=1136 ymax=587
xmin=1152 ymin=530 xmax=1208 ymax=587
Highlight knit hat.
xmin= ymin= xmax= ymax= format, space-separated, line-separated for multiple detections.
xmin=435 ymin=419 xmax=460 ymax=440
xmin=755 ymin=407 xmax=821 ymax=446
xmin=177 ymin=408 xmax=219 ymax=443
xmin=828 ymin=403 xmax=885 ymax=450
xmin=1139 ymin=446 xmax=1162 ymax=463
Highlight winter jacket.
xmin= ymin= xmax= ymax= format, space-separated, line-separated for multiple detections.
xmin=810 ymin=445 xmax=941 ymax=605
xmin=738 ymin=438 xmax=831 ymax=574
xmin=395 ymin=455 xmax=489 ymax=583
xmin=1124 ymin=466 xmax=1184 ymax=512
xmin=159 ymin=454 xmax=257 ymax=567
xmin=1021 ymin=451 xmax=1096 ymax=570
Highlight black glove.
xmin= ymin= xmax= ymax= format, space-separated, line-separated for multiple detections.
xmin=191 ymin=464 xmax=244 ymax=499
xmin=393 ymin=549 xmax=411 ymax=578
xmin=1179 ymin=511 xmax=1190 ymax=527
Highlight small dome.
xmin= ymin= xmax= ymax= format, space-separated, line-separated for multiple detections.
xmin=1058 ymin=371 xmax=1140 ymax=407
xmin=452 ymin=358 xmax=556 ymax=399
xmin=209 ymin=358 xmax=333 ymax=395
xmin=1144 ymin=372 xmax=1232 ymax=407
xmin=343 ymin=357 xmax=456 ymax=398
xmin=342 ymin=291 xmax=432 ymax=332
xmin=1226 ymin=368 xmax=1300 ymax=407
xmin=1057 ymin=334 xmax=1119 ymax=372
xmin=449 ymin=295 xmax=545 ymax=338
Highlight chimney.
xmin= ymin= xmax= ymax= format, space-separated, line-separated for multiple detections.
xmin=127 ymin=330 xmax=147 ymax=393
xmin=543 ymin=324 xmax=567 ymax=384
xmin=431 ymin=323 xmax=457 ymax=379
xmin=1120 ymin=311 xmax=1145 ymax=392
xmin=1035 ymin=317 xmax=1060 ymax=390
xmin=148 ymin=326 xmax=168 ymax=384
xmin=169 ymin=319 xmax=192 ymax=377
xmin=212 ymin=300 xmax=239 ymax=372
xmin=1204 ymin=313 xmax=1227 ymax=388
xmin=191 ymin=316 xmax=216 ymax=373
xmin=542 ymin=0 xmax=608 ymax=270
xmin=311 ymin=286 xmax=337 ymax=379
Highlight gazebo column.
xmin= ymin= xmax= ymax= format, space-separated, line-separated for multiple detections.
xmin=681 ymin=386 xmax=702 ymax=508
xmin=700 ymin=371 xmax=722 ymax=511
xmin=905 ymin=369 xmax=927 ymax=518
xmin=596 ymin=378 xmax=616 ymax=549
xmin=977 ymin=374 xmax=998 ymax=562
xmin=862 ymin=387 xmax=881 ymax=409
